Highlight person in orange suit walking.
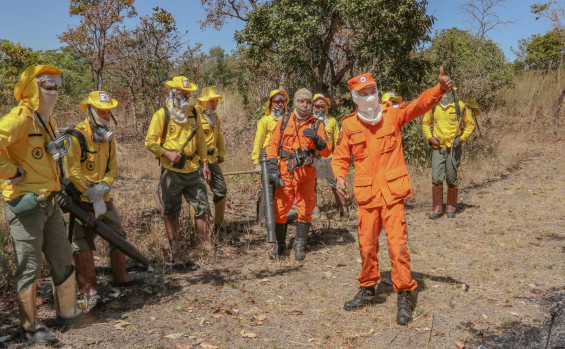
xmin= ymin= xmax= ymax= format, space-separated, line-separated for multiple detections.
xmin=265 ymin=88 xmax=331 ymax=260
xmin=331 ymin=68 xmax=453 ymax=324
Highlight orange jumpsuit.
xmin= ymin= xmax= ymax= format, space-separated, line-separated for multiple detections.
xmin=331 ymin=85 xmax=444 ymax=292
xmin=266 ymin=112 xmax=331 ymax=223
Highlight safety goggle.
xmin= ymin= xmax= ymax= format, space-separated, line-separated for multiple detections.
xmin=313 ymin=99 xmax=327 ymax=106
xmin=36 ymin=74 xmax=62 ymax=89
xmin=271 ymin=94 xmax=287 ymax=102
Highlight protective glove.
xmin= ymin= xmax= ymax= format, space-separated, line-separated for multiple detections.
xmin=83 ymin=182 xmax=111 ymax=202
xmin=254 ymin=164 xmax=261 ymax=174
xmin=303 ymin=128 xmax=327 ymax=151
xmin=5 ymin=166 xmax=24 ymax=185
xmin=92 ymin=200 xmax=107 ymax=218
xmin=266 ymin=158 xmax=285 ymax=190
xmin=452 ymin=137 xmax=461 ymax=149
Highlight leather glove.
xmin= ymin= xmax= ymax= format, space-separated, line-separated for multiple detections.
xmin=92 ymin=200 xmax=107 ymax=218
xmin=83 ymin=182 xmax=111 ymax=202
xmin=5 ymin=166 xmax=24 ymax=185
xmin=452 ymin=137 xmax=461 ymax=148
xmin=266 ymin=158 xmax=285 ymax=190
xmin=303 ymin=128 xmax=327 ymax=151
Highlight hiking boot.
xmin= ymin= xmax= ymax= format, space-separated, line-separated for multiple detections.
xmin=344 ymin=286 xmax=377 ymax=311
xmin=429 ymin=184 xmax=444 ymax=219
xmin=396 ymin=291 xmax=414 ymax=325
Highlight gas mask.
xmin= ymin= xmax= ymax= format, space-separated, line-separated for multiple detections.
xmin=352 ymin=89 xmax=383 ymax=125
xmin=172 ymin=89 xmax=191 ymax=112
xmin=440 ymin=91 xmax=453 ymax=108
xmin=88 ymin=106 xmax=114 ymax=143
xmin=315 ymin=110 xmax=329 ymax=126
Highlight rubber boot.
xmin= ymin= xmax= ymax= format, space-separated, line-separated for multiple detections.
xmin=429 ymin=184 xmax=444 ymax=220
xmin=294 ymin=221 xmax=310 ymax=261
xmin=214 ymin=197 xmax=226 ymax=237
xmin=110 ymin=249 xmax=144 ymax=287
xmin=396 ymin=291 xmax=414 ymax=325
xmin=332 ymin=188 xmax=349 ymax=218
xmin=53 ymin=268 xmax=97 ymax=327
xmin=270 ymin=223 xmax=287 ymax=259
xmin=73 ymin=250 xmax=97 ymax=296
xmin=343 ymin=285 xmax=377 ymax=311
xmin=16 ymin=282 xmax=57 ymax=344
xmin=164 ymin=214 xmax=185 ymax=264
xmin=446 ymin=186 xmax=458 ymax=218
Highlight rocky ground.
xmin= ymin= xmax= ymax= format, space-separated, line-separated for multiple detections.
xmin=1 ymin=141 xmax=565 ymax=348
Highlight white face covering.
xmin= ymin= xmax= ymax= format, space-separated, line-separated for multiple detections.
xmin=36 ymin=87 xmax=59 ymax=123
xmin=203 ymin=106 xmax=218 ymax=127
xmin=90 ymin=108 xmax=110 ymax=127
xmin=440 ymin=91 xmax=453 ymax=108
xmin=352 ymin=89 xmax=383 ymax=125
xmin=167 ymin=97 xmax=188 ymax=124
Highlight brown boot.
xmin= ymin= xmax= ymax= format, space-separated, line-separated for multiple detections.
xmin=332 ymin=188 xmax=349 ymax=218
xmin=164 ymin=214 xmax=185 ymax=264
xmin=73 ymin=250 xmax=97 ymax=296
xmin=429 ymin=184 xmax=444 ymax=220
xmin=446 ymin=186 xmax=458 ymax=218
xmin=110 ymin=249 xmax=144 ymax=287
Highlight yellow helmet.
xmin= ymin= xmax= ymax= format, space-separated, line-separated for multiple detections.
xmin=79 ymin=91 xmax=119 ymax=112
xmin=312 ymin=93 xmax=331 ymax=114
xmin=14 ymin=64 xmax=62 ymax=110
xmin=164 ymin=76 xmax=197 ymax=92
xmin=381 ymin=92 xmax=402 ymax=103
xmin=197 ymin=86 xmax=223 ymax=104
xmin=265 ymin=89 xmax=289 ymax=116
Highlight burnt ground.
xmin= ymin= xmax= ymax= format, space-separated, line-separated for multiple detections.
xmin=1 ymin=141 xmax=565 ymax=349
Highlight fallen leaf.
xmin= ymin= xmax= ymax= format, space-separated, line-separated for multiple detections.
xmin=147 ymin=329 xmax=155 ymax=334
xmin=256 ymin=314 xmax=266 ymax=321
xmin=240 ymin=330 xmax=257 ymax=338
xmin=150 ymin=316 xmax=156 ymax=321
xmin=456 ymin=341 xmax=465 ymax=349
xmin=165 ymin=333 xmax=184 ymax=339
xmin=199 ymin=318 xmax=206 ymax=327
xmin=200 ymin=343 xmax=219 ymax=349
xmin=259 ymin=278 xmax=269 ymax=282
xmin=322 ymin=322 xmax=331 ymax=327
xmin=113 ymin=320 xmax=130 ymax=330
xmin=177 ymin=344 xmax=193 ymax=349
xmin=510 ymin=312 xmax=520 ymax=317
xmin=482 ymin=314 xmax=488 ymax=319
xmin=415 ymin=327 xmax=431 ymax=331
xmin=212 ymin=314 xmax=223 ymax=319
xmin=289 ymin=310 xmax=304 ymax=316
xmin=367 ymin=328 xmax=375 ymax=335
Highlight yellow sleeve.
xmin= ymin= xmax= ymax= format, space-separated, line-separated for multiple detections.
xmin=252 ymin=117 xmax=267 ymax=165
xmin=64 ymin=135 xmax=89 ymax=193
xmin=422 ymin=109 xmax=434 ymax=140
xmin=102 ymin=139 xmax=117 ymax=187
xmin=0 ymin=114 xmax=27 ymax=179
xmin=217 ymin=118 xmax=225 ymax=158
xmin=331 ymin=118 xmax=339 ymax=149
xmin=145 ymin=109 xmax=167 ymax=158
xmin=460 ymin=103 xmax=476 ymax=142
xmin=195 ymin=111 xmax=208 ymax=162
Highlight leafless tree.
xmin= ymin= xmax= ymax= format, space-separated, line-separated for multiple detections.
xmin=458 ymin=0 xmax=516 ymax=40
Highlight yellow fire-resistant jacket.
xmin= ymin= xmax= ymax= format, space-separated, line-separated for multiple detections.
xmin=324 ymin=116 xmax=340 ymax=158
xmin=422 ymin=101 xmax=476 ymax=148
xmin=145 ymin=107 xmax=208 ymax=173
xmin=0 ymin=105 xmax=60 ymax=202
xmin=195 ymin=105 xmax=225 ymax=164
xmin=63 ymin=119 xmax=116 ymax=203
xmin=251 ymin=114 xmax=279 ymax=165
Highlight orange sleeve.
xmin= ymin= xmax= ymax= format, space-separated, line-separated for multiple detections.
xmin=266 ymin=117 xmax=283 ymax=160
xmin=398 ymin=84 xmax=444 ymax=126
xmin=316 ymin=123 xmax=331 ymax=157
xmin=330 ymin=126 xmax=351 ymax=180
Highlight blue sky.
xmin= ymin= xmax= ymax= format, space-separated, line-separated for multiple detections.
xmin=0 ymin=0 xmax=552 ymax=61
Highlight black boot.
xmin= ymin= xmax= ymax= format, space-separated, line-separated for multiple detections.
xmin=271 ymin=223 xmax=287 ymax=258
xmin=294 ymin=221 xmax=310 ymax=261
xmin=344 ymin=286 xmax=377 ymax=311
xmin=396 ymin=291 xmax=414 ymax=325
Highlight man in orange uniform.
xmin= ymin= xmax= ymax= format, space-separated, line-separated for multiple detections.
xmin=266 ymin=88 xmax=331 ymax=260
xmin=331 ymin=68 xmax=453 ymax=324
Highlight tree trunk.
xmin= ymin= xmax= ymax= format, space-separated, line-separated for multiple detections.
xmin=129 ymin=83 xmax=137 ymax=132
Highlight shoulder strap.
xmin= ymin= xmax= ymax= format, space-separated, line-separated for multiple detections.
xmin=454 ymin=99 xmax=462 ymax=120
xmin=432 ymin=105 xmax=437 ymax=114
xmin=160 ymin=107 xmax=170 ymax=147
xmin=64 ymin=128 xmax=90 ymax=163
xmin=106 ymin=140 xmax=112 ymax=173
xmin=278 ymin=113 xmax=291 ymax=151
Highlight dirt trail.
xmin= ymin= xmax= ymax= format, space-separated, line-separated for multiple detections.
xmin=2 ymin=141 xmax=565 ymax=348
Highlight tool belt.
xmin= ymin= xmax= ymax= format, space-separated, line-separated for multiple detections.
xmin=280 ymin=148 xmax=317 ymax=173
xmin=172 ymin=152 xmax=198 ymax=169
